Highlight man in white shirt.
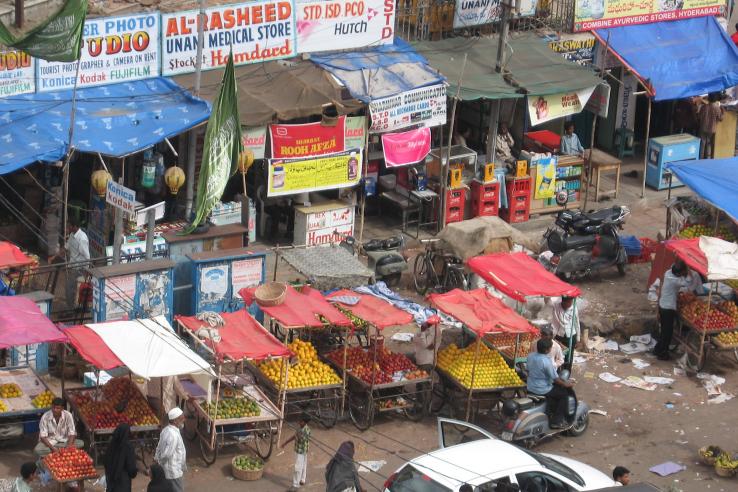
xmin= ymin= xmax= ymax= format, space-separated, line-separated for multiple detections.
xmin=654 ymin=260 xmax=692 ymax=360
xmin=414 ymin=316 xmax=441 ymax=372
xmin=539 ymin=325 xmax=565 ymax=370
xmin=155 ymin=407 xmax=187 ymax=492
xmin=50 ymin=218 xmax=90 ymax=308
xmin=34 ymin=398 xmax=83 ymax=456
xmin=547 ymin=296 xmax=580 ymax=365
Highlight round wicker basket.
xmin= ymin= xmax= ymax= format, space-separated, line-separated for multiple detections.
xmin=255 ymin=282 xmax=286 ymax=307
xmin=714 ymin=464 xmax=736 ymax=478
xmin=231 ymin=456 xmax=264 ymax=481
xmin=699 ymin=446 xmax=720 ymax=466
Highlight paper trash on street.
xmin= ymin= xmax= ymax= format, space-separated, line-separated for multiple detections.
xmin=358 ymin=460 xmax=387 ymax=473
xmin=643 ymin=376 xmax=674 ymax=385
xmin=620 ymin=342 xmax=650 ymax=354
xmin=631 ymin=358 xmax=650 ymax=369
xmin=622 ymin=376 xmax=657 ymax=391
xmin=599 ymin=372 xmax=622 ymax=383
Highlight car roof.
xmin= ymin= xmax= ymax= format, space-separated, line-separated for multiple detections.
xmin=408 ymin=440 xmax=538 ymax=487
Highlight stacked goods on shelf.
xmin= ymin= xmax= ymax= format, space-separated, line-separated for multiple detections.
xmin=32 ymin=390 xmax=55 ymax=408
xmin=202 ymin=393 xmax=261 ymax=419
xmin=324 ymin=345 xmax=428 ymax=385
xmin=67 ymin=377 xmax=159 ymax=430
xmin=44 ymin=448 xmax=97 ymax=481
xmin=678 ymin=293 xmax=735 ymax=332
xmin=258 ymin=339 xmax=341 ymax=390
xmin=484 ymin=332 xmax=536 ymax=360
xmin=0 ymin=383 xmax=22 ymax=398
xmin=437 ymin=341 xmax=523 ymax=389
xmin=679 ymin=224 xmax=737 ymax=242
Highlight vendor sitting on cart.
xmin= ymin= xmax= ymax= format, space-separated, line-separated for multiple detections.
xmin=414 ymin=316 xmax=441 ymax=373
xmin=527 ymin=339 xmax=573 ymax=429
xmin=34 ymin=398 xmax=84 ymax=456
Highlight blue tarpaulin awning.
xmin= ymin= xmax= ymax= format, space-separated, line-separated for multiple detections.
xmin=594 ymin=17 xmax=738 ymax=101
xmin=309 ymin=39 xmax=445 ymax=102
xmin=666 ymin=157 xmax=738 ymax=222
xmin=0 ymin=77 xmax=211 ymax=175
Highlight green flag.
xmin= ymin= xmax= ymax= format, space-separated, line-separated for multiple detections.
xmin=182 ymin=53 xmax=242 ymax=234
xmin=0 ymin=0 xmax=87 ymax=62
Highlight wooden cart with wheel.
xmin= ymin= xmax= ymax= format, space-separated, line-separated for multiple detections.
xmin=674 ymin=316 xmax=738 ymax=371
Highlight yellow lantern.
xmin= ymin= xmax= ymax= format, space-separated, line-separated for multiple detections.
xmin=91 ymin=170 xmax=111 ymax=197
xmin=238 ymin=149 xmax=254 ymax=174
xmin=164 ymin=165 xmax=186 ymax=195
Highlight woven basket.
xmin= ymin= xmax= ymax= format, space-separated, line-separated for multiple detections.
xmin=699 ymin=446 xmax=720 ymax=466
xmin=255 ymin=282 xmax=286 ymax=307
xmin=713 ymin=337 xmax=738 ymax=350
xmin=715 ymin=464 xmax=736 ymax=478
xmin=231 ymin=456 xmax=264 ymax=481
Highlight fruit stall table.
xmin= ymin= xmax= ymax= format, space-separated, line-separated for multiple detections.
xmin=429 ymin=289 xmax=534 ymax=424
xmin=240 ymin=285 xmax=352 ymax=428
xmin=322 ymin=290 xmax=430 ymax=430
xmin=40 ymin=447 xmax=98 ymax=492
xmin=176 ymin=311 xmax=288 ymax=465
xmin=61 ymin=317 xmax=214 ymax=463
xmin=650 ymin=237 xmax=738 ymax=371
xmin=0 ymin=296 xmax=67 ymax=433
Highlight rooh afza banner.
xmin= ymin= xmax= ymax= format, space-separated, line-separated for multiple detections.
xmin=162 ymin=1 xmax=296 ymax=76
xmin=381 ymin=127 xmax=431 ymax=167
xmin=270 ymin=116 xmax=346 ymax=158
xmin=37 ymin=12 xmax=160 ymax=92
xmin=0 ymin=49 xmax=34 ymax=97
xmin=296 ymin=0 xmax=395 ymax=53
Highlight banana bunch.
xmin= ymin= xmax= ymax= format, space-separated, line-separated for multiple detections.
xmin=335 ymin=306 xmax=369 ymax=330
xmin=700 ymin=446 xmax=723 ymax=458
xmin=715 ymin=453 xmax=738 ymax=469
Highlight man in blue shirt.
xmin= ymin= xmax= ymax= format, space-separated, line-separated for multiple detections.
xmin=527 ymin=338 xmax=574 ymax=428
xmin=560 ymin=121 xmax=584 ymax=156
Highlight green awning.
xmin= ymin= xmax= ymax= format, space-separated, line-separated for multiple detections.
xmin=414 ymin=34 xmax=601 ymax=100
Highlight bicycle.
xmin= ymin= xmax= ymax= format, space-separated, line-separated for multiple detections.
xmin=413 ymin=238 xmax=468 ymax=295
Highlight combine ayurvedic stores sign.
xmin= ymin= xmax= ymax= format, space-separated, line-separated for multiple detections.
xmin=574 ymin=0 xmax=725 ymax=31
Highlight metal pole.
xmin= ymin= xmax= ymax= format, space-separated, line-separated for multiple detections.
xmin=185 ymin=0 xmax=207 ymax=218
xmin=641 ymin=98 xmax=652 ymax=198
xmin=465 ymin=336 xmax=481 ymax=422
xmin=487 ymin=0 xmax=512 ymax=167
xmin=14 ymin=0 xmax=23 ymax=28
xmin=582 ymin=116 xmax=598 ymax=211
xmin=113 ymin=177 xmax=124 ymax=264
xmin=358 ymin=118 xmax=370 ymax=244
xmin=145 ymin=209 xmax=156 ymax=260
xmin=442 ymin=55 xmax=468 ymax=227
xmin=666 ymin=173 xmax=673 ymax=237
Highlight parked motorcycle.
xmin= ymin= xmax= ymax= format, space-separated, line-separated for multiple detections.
xmin=340 ymin=235 xmax=408 ymax=287
xmin=500 ymin=370 xmax=590 ymax=448
xmin=543 ymin=202 xmax=630 ymax=280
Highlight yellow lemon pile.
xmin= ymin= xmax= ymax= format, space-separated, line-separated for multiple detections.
xmin=0 ymin=400 xmax=7 ymax=412
xmin=259 ymin=339 xmax=341 ymax=390
xmin=0 ymin=383 xmax=22 ymax=398
xmin=438 ymin=342 xmax=523 ymax=390
xmin=32 ymin=390 xmax=55 ymax=408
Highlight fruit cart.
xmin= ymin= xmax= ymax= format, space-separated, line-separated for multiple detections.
xmin=62 ymin=317 xmax=215 ymax=463
xmin=323 ymin=289 xmax=431 ymax=430
xmin=40 ymin=447 xmax=98 ymax=492
xmin=240 ymin=285 xmax=352 ymax=428
xmin=429 ymin=289 xmax=533 ymax=424
xmin=176 ymin=311 xmax=288 ymax=465
xmin=650 ymin=238 xmax=738 ymax=371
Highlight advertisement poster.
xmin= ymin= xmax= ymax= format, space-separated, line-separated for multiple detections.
xmin=574 ymin=0 xmax=724 ymax=32
xmin=268 ymin=149 xmax=362 ymax=196
xmin=200 ymin=264 xmax=230 ymax=304
xmin=534 ymin=157 xmax=557 ymax=199
xmin=161 ymin=1 xmax=296 ymax=76
xmin=138 ymin=271 xmax=170 ymax=318
xmin=270 ymin=116 xmax=346 ymax=158
xmin=616 ymin=72 xmax=638 ymax=132
xmin=232 ymin=258 xmax=264 ymax=292
xmin=105 ymin=274 xmax=136 ymax=321
xmin=243 ymin=126 xmax=267 ymax=159
xmin=584 ymin=82 xmax=611 ymax=118
xmin=453 ymin=0 xmax=501 ymax=29
xmin=37 ymin=13 xmax=160 ymax=92
xmin=296 ymin=0 xmax=395 ymax=53
xmin=527 ymin=86 xmax=596 ymax=127
xmin=369 ymin=84 xmax=447 ymax=132
xmin=345 ymin=116 xmax=366 ymax=149
xmin=547 ymin=33 xmax=595 ymax=65
xmin=0 ymin=49 xmax=34 ymax=97
xmin=381 ymin=127 xmax=431 ymax=167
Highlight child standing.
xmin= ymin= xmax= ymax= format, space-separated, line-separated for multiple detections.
xmin=281 ymin=414 xmax=311 ymax=491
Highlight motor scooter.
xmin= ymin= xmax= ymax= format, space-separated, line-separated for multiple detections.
xmin=340 ymin=235 xmax=408 ymax=287
xmin=499 ymin=369 xmax=590 ymax=448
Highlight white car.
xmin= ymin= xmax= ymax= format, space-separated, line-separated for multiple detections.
xmin=384 ymin=418 xmax=618 ymax=491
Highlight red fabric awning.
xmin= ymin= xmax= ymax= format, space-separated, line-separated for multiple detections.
xmin=0 ymin=242 xmax=33 ymax=269
xmin=0 ymin=297 xmax=67 ymax=348
xmin=176 ymin=311 xmax=291 ymax=362
xmin=63 ymin=325 xmax=122 ymax=370
xmin=325 ymin=290 xmax=414 ymax=329
xmin=467 ymin=252 xmax=581 ymax=302
xmin=648 ymin=238 xmax=707 ymax=287
xmin=240 ymin=285 xmax=351 ymax=328
xmin=428 ymin=288 xmax=537 ymax=336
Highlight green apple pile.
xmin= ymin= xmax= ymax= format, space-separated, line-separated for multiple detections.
xmin=233 ymin=455 xmax=263 ymax=471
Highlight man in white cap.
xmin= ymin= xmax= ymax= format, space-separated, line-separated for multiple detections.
xmin=154 ymin=407 xmax=186 ymax=492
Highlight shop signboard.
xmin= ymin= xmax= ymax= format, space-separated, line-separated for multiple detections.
xmin=267 ymin=149 xmax=362 ymax=196
xmin=106 ymin=180 xmax=137 ymax=215
xmin=295 ymin=0 xmax=395 ymax=53
xmin=527 ymin=86 xmax=597 ymax=127
xmin=104 ymin=274 xmax=136 ymax=320
xmin=296 ymin=204 xmax=354 ymax=246
xmin=547 ymin=33 xmax=595 ymax=65
xmin=616 ymin=72 xmax=638 ymax=132
xmin=585 ymin=82 xmax=611 ymax=118
xmin=0 ymin=48 xmax=34 ymax=97
xmin=37 ymin=13 xmax=160 ymax=92
xmin=573 ymin=0 xmax=724 ymax=32
xmin=161 ymin=1 xmax=297 ymax=76
xmin=453 ymin=0 xmax=537 ymax=29
xmin=243 ymin=126 xmax=267 ymax=159
xmin=231 ymin=258 xmax=264 ymax=292
xmin=381 ymin=127 xmax=431 ymax=167
xmin=369 ymin=83 xmax=446 ymax=133
xmin=345 ymin=116 xmax=366 ymax=149
xmin=270 ymin=116 xmax=346 ymax=158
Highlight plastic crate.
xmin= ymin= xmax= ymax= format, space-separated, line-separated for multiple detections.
xmin=500 ymin=207 xmax=529 ymax=224
xmin=628 ymin=237 xmax=658 ymax=264
xmin=445 ymin=207 xmax=463 ymax=224
xmin=472 ymin=199 xmax=498 ymax=217
xmin=621 ymin=235 xmax=642 ymax=256
xmin=471 ymin=181 xmax=499 ymax=217
xmin=506 ymin=176 xmax=531 ymax=197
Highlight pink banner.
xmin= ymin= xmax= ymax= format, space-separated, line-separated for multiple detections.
xmin=381 ymin=128 xmax=431 ymax=168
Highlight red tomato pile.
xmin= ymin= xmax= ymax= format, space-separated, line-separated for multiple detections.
xmin=681 ymin=299 xmax=736 ymax=332
xmin=325 ymin=346 xmax=420 ymax=385
xmin=44 ymin=448 xmax=97 ymax=481
xmin=67 ymin=378 xmax=159 ymax=430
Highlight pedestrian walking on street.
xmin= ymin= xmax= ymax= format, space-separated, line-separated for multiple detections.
xmin=325 ymin=441 xmax=363 ymax=492
xmin=154 ymin=408 xmax=187 ymax=492
xmin=282 ymin=414 xmax=311 ymax=491
xmin=104 ymin=423 xmax=138 ymax=492
xmin=147 ymin=464 xmax=175 ymax=492
xmin=49 ymin=217 xmax=90 ymax=308
xmin=697 ymin=92 xmax=724 ymax=159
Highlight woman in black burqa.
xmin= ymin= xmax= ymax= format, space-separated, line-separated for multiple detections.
xmin=325 ymin=441 xmax=364 ymax=492
xmin=147 ymin=464 xmax=174 ymax=492
xmin=103 ymin=423 xmax=138 ymax=492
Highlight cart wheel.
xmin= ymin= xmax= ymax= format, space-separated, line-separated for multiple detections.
xmin=314 ymin=389 xmax=339 ymax=429
xmin=182 ymin=400 xmax=198 ymax=441
xmin=198 ymin=419 xmax=218 ymax=466
xmin=254 ymin=423 xmax=275 ymax=460
xmin=348 ymin=391 xmax=374 ymax=431
xmin=403 ymin=386 xmax=429 ymax=422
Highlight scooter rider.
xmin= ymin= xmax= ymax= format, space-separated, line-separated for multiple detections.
xmin=527 ymin=338 xmax=574 ymax=429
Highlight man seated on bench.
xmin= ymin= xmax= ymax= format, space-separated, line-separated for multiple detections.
xmin=34 ymin=398 xmax=84 ymax=456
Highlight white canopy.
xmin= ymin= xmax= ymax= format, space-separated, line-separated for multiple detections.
xmin=87 ymin=316 xmax=214 ymax=379
xmin=699 ymin=236 xmax=738 ymax=281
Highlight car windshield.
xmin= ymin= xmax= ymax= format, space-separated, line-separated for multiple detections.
xmin=387 ymin=465 xmax=452 ymax=492
xmin=520 ymin=449 xmax=585 ymax=487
